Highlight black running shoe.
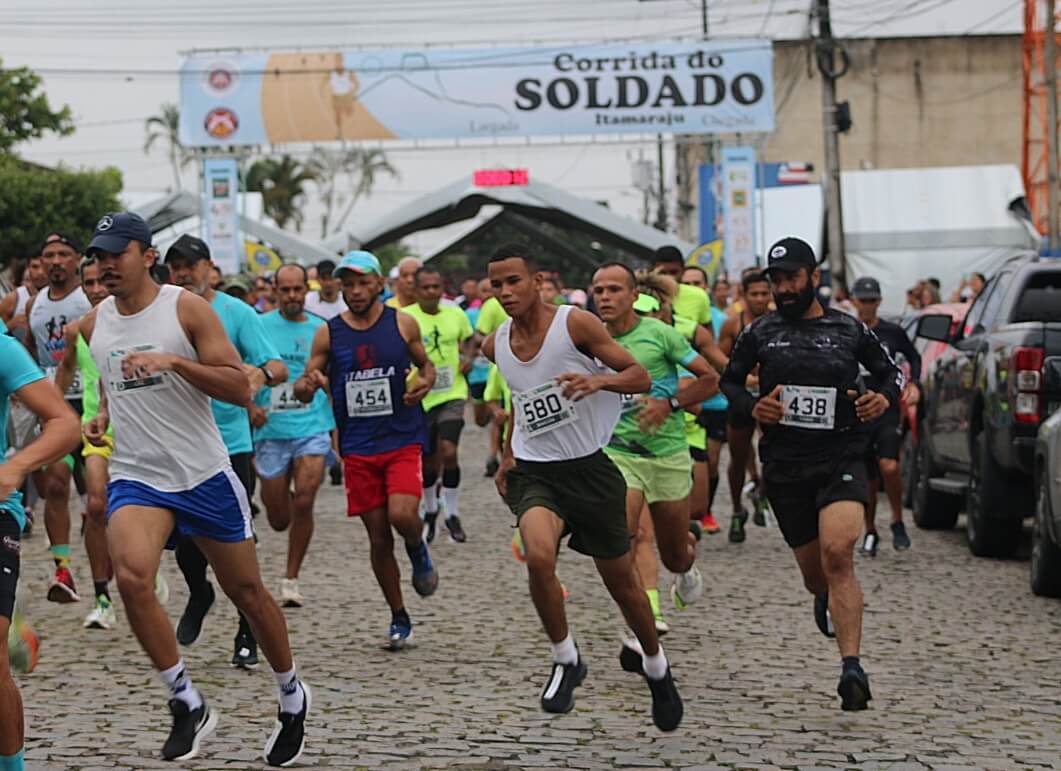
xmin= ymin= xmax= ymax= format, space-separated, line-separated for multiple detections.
xmin=445 ymin=515 xmax=467 ymax=543
xmin=688 ymin=520 xmax=703 ymax=542
xmin=176 ymin=581 xmax=215 ymax=646
xmin=162 ymin=697 xmax=218 ymax=761
xmin=891 ymin=521 xmax=912 ymax=551
xmin=264 ymin=681 xmax=311 ymax=767
xmin=728 ymin=509 xmax=748 ymax=544
xmin=838 ymin=665 xmax=872 ymax=711
xmin=485 ymin=457 xmax=500 ymax=477
xmin=540 ymin=658 xmax=587 ymax=714
xmin=231 ymin=631 xmax=259 ymax=670
xmin=423 ymin=511 xmax=439 ymax=544
xmin=814 ymin=593 xmax=836 ymax=638
xmin=619 ymin=641 xmax=643 ymax=674
xmin=329 ymin=463 xmax=342 ymax=486
xmin=646 ymin=667 xmax=683 ymax=732
xmin=861 ymin=531 xmax=879 ymax=557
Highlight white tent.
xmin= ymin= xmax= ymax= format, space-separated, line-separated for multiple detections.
xmin=841 ymin=165 xmax=1038 ymax=314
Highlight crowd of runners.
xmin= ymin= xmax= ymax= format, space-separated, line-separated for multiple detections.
xmin=0 ymin=214 xmax=915 ymax=768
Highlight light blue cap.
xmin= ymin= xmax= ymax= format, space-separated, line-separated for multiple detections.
xmin=335 ymin=250 xmax=382 ymax=277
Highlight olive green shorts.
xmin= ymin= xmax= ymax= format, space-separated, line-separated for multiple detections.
xmin=503 ymin=450 xmax=630 ymax=560
xmin=604 ymin=449 xmax=693 ymax=505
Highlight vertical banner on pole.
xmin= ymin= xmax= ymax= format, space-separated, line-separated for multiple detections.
xmin=721 ymin=146 xmax=757 ymax=275
xmin=202 ymin=158 xmax=241 ymax=274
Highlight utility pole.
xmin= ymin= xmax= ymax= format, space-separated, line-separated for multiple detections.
xmin=815 ymin=0 xmax=847 ymax=287
xmin=1047 ymin=0 xmax=1060 ymax=249
xmin=655 ymin=134 xmax=667 ymax=231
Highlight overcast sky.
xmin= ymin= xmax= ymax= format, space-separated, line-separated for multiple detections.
xmin=2 ymin=0 xmax=1022 ymax=254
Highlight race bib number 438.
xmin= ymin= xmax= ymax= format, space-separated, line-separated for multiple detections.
xmin=514 ymin=381 xmax=577 ymax=439
xmin=780 ymin=385 xmax=836 ymax=430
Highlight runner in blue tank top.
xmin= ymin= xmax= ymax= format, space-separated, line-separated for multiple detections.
xmin=295 ymin=250 xmax=439 ymax=650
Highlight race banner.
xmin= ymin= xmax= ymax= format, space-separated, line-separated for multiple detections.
xmin=179 ymin=40 xmax=774 ymax=147
xmin=202 ymin=158 xmax=241 ymax=274
xmin=720 ymin=146 xmax=758 ymax=275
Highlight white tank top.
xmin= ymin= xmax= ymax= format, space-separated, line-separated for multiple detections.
xmin=29 ymin=285 xmax=91 ymax=370
xmin=90 ymin=284 xmax=230 ymax=492
xmin=495 ymin=305 xmax=621 ymax=462
xmin=13 ymin=286 xmax=31 ymax=318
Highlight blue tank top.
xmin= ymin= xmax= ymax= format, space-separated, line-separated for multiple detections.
xmin=328 ymin=306 xmax=426 ymax=455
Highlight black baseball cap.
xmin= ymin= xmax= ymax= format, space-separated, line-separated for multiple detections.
xmin=851 ymin=276 xmax=882 ymax=300
xmin=165 ymin=234 xmax=212 ymax=264
xmin=39 ymin=231 xmax=81 ymax=255
xmin=86 ymin=213 xmax=153 ymax=256
xmin=653 ymin=245 xmax=684 ymax=264
xmin=763 ymin=237 xmax=818 ymax=277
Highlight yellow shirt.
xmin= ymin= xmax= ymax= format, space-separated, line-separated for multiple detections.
xmin=385 ymin=295 xmax=415 ymax=310
xmin=672 ymin=283 xmax=710 ymax=325
xmin=475 ymin=296 xmax=509 ymax=336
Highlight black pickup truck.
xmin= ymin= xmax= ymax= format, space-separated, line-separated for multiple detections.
xmin=913 ymin=252 xmax=1061 ymax=558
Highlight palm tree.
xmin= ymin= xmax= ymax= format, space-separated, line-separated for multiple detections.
xmin=143 ymin=104 xmax=191 ymax=191
xmin=245 ymin=155 xmax=318 ymax=232
xmin=329 ymin=148 xmax=399 ymax=234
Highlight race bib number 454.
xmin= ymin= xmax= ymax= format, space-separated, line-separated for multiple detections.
xmin=345 ymin=377 xmax=393 ymax=417
xmin=779 ymin=385 xmax=836 ymax=430
xmin=514 ymin=381 xmax=577 ymax=439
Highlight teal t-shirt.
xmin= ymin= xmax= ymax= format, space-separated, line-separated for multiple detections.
xmin=465 ymin=305 xmax=490 ymax=386
xmin=703 ymin=306 xmax=729 ymax=412
xmin=211 ymin=292 xmax=280 ymax=455
xmin=608 ymin=316 xmax=697 ymax=458
xmin=254 ymin=311 xmax=336 ymax=441
xmin=1 ymin=334 xmax=45 ymax=529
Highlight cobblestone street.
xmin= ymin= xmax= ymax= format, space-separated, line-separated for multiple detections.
xmin=15 ymin=425 xmax=1061 ymax=770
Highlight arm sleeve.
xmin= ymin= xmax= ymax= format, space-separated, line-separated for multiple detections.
xmin=859 ymin=323 xmax=904 ymax=408
xmin=663 ymin=324 xmax=697 ymax=368
xmin=720 ymin=326 xmax=758 ymax=418
xmin=236 ymin=307 xmax=281 ymax=367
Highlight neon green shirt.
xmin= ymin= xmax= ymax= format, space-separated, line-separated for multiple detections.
xmin=76 ymin=334 xmax=113 ymax=437
xmin=483 ymin=363 xmax=513 ymax=441
xmin=402 ymin=303 xmax=474 ymax=412
xmin=475 ymin=296 xmax=509 ymax=336
xmin=607 ymin=317 xmax=697 ymax=458
xmin=672 ymin=283 xmax=710 ymax=326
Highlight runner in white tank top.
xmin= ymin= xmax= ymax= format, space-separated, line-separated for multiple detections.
xmin=482 ymin=244 xmax=684 ymax=732
xmin=79 ymin=212 xmax=311 ymax=767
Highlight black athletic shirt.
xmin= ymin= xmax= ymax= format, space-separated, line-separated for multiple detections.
xmin=721 ymin=308 xmax=904 ymax=474
xmin=869 ymin=318 xmax=921 ymax=381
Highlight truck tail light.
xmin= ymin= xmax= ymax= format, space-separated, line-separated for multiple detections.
xmin=1011 ymin=347 xmax=1044 ymax=424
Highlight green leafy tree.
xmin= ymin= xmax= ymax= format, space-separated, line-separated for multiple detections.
xmin=373 ymin=241 xmax=416 ymax=273
xmin=144 ymin=103 xmax=192 ymax=191
xmin=308 ymin=146 xmax=398 ymax=238
xmin=0 ymin=60 xmax=74 ymax=154
xmin=245 ymin=155 xmax=318 ymax=232
xmin=0 ymin=157 xmax=122 ymax=262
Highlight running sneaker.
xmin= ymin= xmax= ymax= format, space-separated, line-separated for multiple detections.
xmin=484 ymin=456 xmax=500 ymax=477
xmin=540 ymin=657 xmax=587 ymax=714
xmin=406 ymin=541 xmax=439 ymax=597
xmin=861 ymin=531 xmax=879 ymax=557
xmin=423 ymin=510 xmax=439 ymax=544
xmin=445 ymin=515 xmax=467 ymax=543
xmin=83 ymin=595 xmax=115 ymax=629
xmin=891 ymin=521 xmax=912 ymax=551
xmin=749 ymin=482 xmax=770 ymax=527
xmin=646 ymin=667 xmax=684 ymax=732
xmin=155 ymin=573 xmax=170 ymax=604
xmin=699 ymin=512 xmax=721 ymax=535
xmin=280 ymin=578 xmax=304 ymax=608
xmin=264 ymin=681 xmax=311 ymax=767
xmin=47 ymin=566 xmax=79 ymax=603
xmin=511 ymin=530 xmax=527 ymax=562
xmin=837 ymin=664 xmax=872 ymax=711
xmin=231 ymin=631 xmax=259 ymax=670
xmin=728 ymin=509 xmax=748 ymax=544
xmin=386 ymin=615 xmax=413 ymax=651
xmin=654 ymin=611 xmax=670 ymax=636
xmin=7 ymin=612 xmax=40 ymax=674
xmin=688 ymin=520 xmax=703 ymax=542
xmin=619 ymin=639 xmax=644 ymax=674
xmin=671 ymin=565 xmax=704 ymax=610
xmin=176 ymin=581 xmax=215 ymax=646
xmin=22 ymin=509 xmax=33 ymax=537
xmin=162 ymin=697 xmax=218 ymax=762
xmin=814 ymin=593 xmax=836 ymax=638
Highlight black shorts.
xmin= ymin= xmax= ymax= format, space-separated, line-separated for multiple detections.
xmin=864 ymin=410 xmax=902 ymax=479
xmin=727 ymin=406 xmax=756 ymax=431
xmin=698 ymin=410 xmax=728 ymax=443
xmin=764 ymin=458 xmax=869 ymax=549
xmin=504 ymin=450 xmax=630 ymax=560
xmin=468 ymin=381 xmax=487 ymax=401
xmin=689 ymin=445 xmax=708 ymax=463
xmin=424 ymin=400 xmax=466 ymax=456
xmin=0 ymin=509 xmax=21 ymax=621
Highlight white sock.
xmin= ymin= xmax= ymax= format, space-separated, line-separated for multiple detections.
xmin=551 ymin=634 xmax=578 ymax=665
xmin=442 ymin=486 xmax=460 ymax=519
xmin=643 ymin=645 xmax=669 ymax=681
xmin=422 ymin=484 xmax=438 ymax=513
xmin=159 ymin=660 xmax=203 ymax=710
xmin=273 ymin=667 xmax=305 ymax=715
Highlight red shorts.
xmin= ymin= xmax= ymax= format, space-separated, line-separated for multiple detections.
xmin=343 ymin=444 xmax=423 ymax=516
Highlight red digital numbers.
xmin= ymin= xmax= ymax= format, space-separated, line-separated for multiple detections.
xmin=473 ymin=168 xmax=530 ymax=187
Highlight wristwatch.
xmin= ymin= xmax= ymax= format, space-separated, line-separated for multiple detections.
xmin=668 ymin=396 xmax=681 ymax=413
xmin=260 ymin=364 xmax=275 ymax=384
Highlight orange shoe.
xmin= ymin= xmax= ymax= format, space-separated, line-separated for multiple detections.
xmin=511 ymin=531 xmax=527 ymax=563
xmin=700 ymin=513 xmax=721 ymax=535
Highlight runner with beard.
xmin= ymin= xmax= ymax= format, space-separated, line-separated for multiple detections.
xmin=720 ymin=238 xmax=901 ymax=711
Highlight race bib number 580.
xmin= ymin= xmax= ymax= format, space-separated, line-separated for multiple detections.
xmin=514 ymin=381 xmax=577 ymax=439
xmin=779 ymin=385 xmax=836 ymax=430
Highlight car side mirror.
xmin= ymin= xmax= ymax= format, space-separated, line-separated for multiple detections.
xmin=916 ymin=313 xmax=953 ymax=343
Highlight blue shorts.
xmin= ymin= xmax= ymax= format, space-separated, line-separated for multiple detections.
xmin=254 ymin=432 xmax=332 ymax=480
xmin=107 ymin=469 xmax=253 ymax=549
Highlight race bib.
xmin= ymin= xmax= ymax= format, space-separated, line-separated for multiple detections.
xmin=269 ymin=383 xmax=307 ymax=412
xmin=107 ymin=346 xmax=169 ymax=394
xmin=780 ymin=385 xmax=836 ymax=430
xmin=345 ymin=377 xmax=393 ymax=417
xmin=514 ymin=381 xmax=578 ymax=439
xmin=619 ymin=392 xmax=642 ymax=415
xmin=44 ymin=366 xmax=83 ymax=400
xmin=431 ymin=365 xmax=454 ymax=393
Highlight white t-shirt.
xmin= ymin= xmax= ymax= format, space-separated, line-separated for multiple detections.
xmin=305 ymin=291 xmax=345 ymax=320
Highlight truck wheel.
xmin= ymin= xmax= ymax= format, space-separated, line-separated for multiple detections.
xmin=911 ymin=435 xmax=959 ymax=530
xmin=966 ymin=432 xmax=1021 ymax=558
xmin=1031 ymin=471 xmax=1061 ymax=597
xmin=901 ymin=431 xmax=915 ymax=509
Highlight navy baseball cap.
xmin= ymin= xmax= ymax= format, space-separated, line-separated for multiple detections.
xmin=39 ymin=231 xmax=81 ymax=255
xmin=86 ymin=213 xmax=153 ymax=256
xmin=763 ymin=237 xmax=818 ymax=277
xmin=165 ymin=234 xmax=212 ymax=264
xmin=851 ymin=276 xmax=882 ymax=300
